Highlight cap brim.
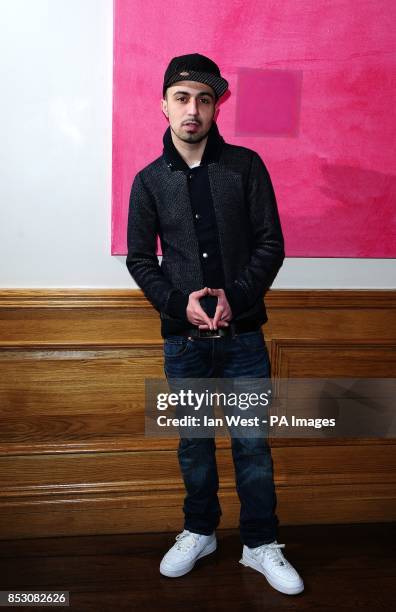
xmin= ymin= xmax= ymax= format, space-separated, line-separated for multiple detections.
xmin=164 ymin=70 xmax=229 ymax=99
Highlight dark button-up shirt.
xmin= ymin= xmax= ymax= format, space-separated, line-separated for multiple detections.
xmin=162 ymin=122 xmax=226 ymax=320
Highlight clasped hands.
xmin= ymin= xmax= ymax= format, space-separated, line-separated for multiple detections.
xmin=186 ymin=287 xmax=233 ymax=331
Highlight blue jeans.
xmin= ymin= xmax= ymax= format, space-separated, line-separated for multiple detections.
xmin=163 ymin=330 xmax=279 ymax=547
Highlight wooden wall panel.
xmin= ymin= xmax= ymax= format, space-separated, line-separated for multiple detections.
xmin=271 ymin=340 xmax=396 ymax=378
xmin=0 ymin=347 xmax=163 ymax=452
xmin=0 ymin=289 xmax=395 ymax=539
xmin=1 ymin=445 xmax=395 ymax=539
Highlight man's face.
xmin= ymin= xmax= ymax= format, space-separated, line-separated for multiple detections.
xmin=161 ymin=80 xmax=217 ymax=144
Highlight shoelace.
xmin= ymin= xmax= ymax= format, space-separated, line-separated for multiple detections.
xmin=175 ymin=530 xmax=200 ymax=552
xmin=252 ymin=542 xmax=288 ymax=566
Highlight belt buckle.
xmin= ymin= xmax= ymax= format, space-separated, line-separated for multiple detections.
xmin=193 ymin=324 xmax=237 ymax=339
xmin=198 ymin=329 xmax=222 ymax=339
xmin=198 ymin=327 xmax=233 ymax=339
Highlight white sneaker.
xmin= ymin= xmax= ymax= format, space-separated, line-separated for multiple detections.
xmin=239 ymin=540 xmax=304 ymax=595
xmin=160 ymin=529 xmax=217 ymax=577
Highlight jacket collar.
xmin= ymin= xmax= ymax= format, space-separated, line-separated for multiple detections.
xmin=163 ymin=120 xmax=224 ymax=171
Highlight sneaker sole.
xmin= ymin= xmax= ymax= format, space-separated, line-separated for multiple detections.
xmin=239 ymin=555 xmax=304 ymax=595
xmin=160 ymin=539 xmax=217 ymax=578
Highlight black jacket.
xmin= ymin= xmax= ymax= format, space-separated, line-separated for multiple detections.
xmin=126 ymin=122 xmax=285 ymax=337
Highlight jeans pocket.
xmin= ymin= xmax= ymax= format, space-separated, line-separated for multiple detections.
xmin=164 ymin=336 xmax=194 ymax=358
xmin=235 ymin=330 xmax=266 ymax=352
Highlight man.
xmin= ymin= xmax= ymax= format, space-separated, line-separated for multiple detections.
xmin=126 ymin=53 xmax=304 ymax=595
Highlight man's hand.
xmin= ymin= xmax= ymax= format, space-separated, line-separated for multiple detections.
xmin=186 ymin=287 xmax=215 ymax=330
xmin=186 ymin=287 xmax=233 ymax=331
xmin=198 ymin=287 xmax=233 ymax=331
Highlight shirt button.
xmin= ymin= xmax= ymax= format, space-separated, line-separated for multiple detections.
xmin=188 ymin=174 xmax=193 ymax=179
xmin=195 ymin=213 xmax=200 ymax=220
xmin=202 ymin=252 xmax=208 ymax=259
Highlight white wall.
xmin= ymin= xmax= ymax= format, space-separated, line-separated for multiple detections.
xmin=0 ymin=0 xmax=394 ymax=289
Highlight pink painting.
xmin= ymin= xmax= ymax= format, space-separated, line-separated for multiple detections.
xmin=112 ymin=0 xmax=396 ymax=257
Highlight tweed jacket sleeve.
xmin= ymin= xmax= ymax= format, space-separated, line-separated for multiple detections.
xmin=224 ymin=152 xmax=285 ymax=317
xmin=126 ymin=172 xmax=189 ymax=319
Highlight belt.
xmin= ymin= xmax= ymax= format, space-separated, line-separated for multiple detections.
xmin=181 ymin=322 xmax=259 ymax=339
